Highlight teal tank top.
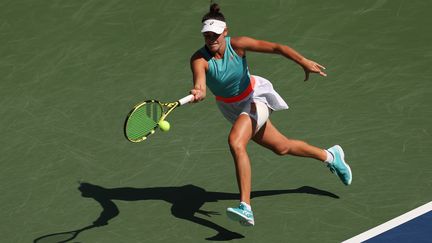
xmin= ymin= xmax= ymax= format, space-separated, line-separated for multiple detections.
xmin=199 ymin=37 xmax=251 ymax=98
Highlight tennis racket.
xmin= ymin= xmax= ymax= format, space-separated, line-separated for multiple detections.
xmin=124 ymin=94 xmax=194 ymax=142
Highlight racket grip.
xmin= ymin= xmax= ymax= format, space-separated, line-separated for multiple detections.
xmin=178 ymin=94 xmax=194 ymax=106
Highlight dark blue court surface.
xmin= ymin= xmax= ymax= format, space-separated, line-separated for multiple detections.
xmin=365 ymin=211 xmax=432 ymax=243
xmin=344 ymin=202 xmax=432 ymax=243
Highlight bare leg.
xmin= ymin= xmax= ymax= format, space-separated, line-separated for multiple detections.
xmin=228 ymin=112 xmax=327 ymax=206
xmin=253 ymin=120 xmax=327 ymax=161
xmin=228 ymin=114 xmax=256 ymax=205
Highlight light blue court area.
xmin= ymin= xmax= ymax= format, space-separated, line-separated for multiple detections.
xmin=344 ymin=202 xmax=432 ymax=243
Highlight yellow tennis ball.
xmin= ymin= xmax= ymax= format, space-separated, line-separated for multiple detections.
xmin=159 ymin=120 xmax=170 ymax=132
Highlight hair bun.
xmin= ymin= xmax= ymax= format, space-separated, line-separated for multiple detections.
xmin=202 ymin=2 xmax=225 ymax=22
xmin=210 ymin=3 xmax=220 ymax=13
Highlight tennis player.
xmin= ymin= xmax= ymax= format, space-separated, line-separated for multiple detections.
xmin=189 ymin=3 xmax=352 ymax=226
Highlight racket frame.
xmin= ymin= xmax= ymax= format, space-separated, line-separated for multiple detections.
xmin=124 ymin=95 xmax=193 ymax=143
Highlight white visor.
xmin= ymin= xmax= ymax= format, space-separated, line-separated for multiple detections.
xmin=201 ymin=19 xmax=226 ymax=34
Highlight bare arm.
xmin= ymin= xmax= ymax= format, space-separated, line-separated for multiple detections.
xmin=231 ymin=36 xmax=326 ymax=81
xmin=190 ymin=51 xmax=207 ymax=102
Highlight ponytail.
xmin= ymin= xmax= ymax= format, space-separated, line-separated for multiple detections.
xmin=202 ymin=3 xmax=226 ymax=22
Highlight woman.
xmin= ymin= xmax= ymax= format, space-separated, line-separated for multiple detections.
xmin=189 ymin=4 xmax=352 ymax=226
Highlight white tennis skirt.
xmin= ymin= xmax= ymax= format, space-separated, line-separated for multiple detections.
xmin=216 ymin=75 xmax=288 ymax=130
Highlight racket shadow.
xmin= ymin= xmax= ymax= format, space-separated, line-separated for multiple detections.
xmin=73 ymin=183 xmax=339 ymax=241
xmin=33 ymin=225 xmax=96 ymax=243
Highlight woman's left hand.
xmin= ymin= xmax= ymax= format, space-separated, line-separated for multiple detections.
xmin=301 ymin=58 xmax=327 ymax=81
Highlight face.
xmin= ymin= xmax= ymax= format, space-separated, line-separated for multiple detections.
xmin=203 ymin=29 xmax=227 ymax=53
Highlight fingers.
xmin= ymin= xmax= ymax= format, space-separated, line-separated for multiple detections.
xmin=314 ymin=62 xmax=327 ymax=77
xmin=190 ymin=89 xmax=205 ymax=102
xmin=319 ymin=70 xmax=327 ymax=77
xmin=304 ymin=60 xmax=327 ymax=80
xmin=315 ymin=62 xmax=326 ymax=70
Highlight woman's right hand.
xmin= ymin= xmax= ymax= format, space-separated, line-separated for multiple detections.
xmin=190 ymin=88 xmax=206 ymax=103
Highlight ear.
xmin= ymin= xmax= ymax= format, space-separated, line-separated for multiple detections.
xmin=222 ymin=28 xmax=228 ymax=37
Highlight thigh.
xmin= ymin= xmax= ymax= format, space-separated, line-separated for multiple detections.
xmin=229 ymin=113 xmax=255 ymax=145
xmin=252 ymin=120 xmax=289 ymax=151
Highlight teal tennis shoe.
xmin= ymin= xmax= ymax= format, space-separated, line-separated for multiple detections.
xmin=226 ymin=202 xmax=255 ymax=226
xmin=327 ymin=145 xmax=352 ymax=185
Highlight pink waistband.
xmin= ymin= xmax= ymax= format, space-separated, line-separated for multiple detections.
xmin=215 ymin=76 xmax=256 ymax=103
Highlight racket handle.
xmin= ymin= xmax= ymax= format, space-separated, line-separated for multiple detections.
xmin=178 ymin=94 xmax=194 ymax=106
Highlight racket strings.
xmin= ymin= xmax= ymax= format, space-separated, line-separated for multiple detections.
xmin=126 ymin=102 xmax=163 ymax=141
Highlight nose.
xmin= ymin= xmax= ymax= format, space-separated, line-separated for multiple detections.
xmin=203 ymin=32 xmax=220 ymax=42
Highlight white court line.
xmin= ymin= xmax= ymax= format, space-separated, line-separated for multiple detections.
xmin=343 ymin=201 xmax=432 ymax=243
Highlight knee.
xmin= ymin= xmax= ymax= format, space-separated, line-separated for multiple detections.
xmin=272 ymin=139 xmax=308 ymax=156
xmin=228 ymin=134 xmax=247 ymax=153
xmin=273 ymin=139 xmax=310 ymax=156
xmin=272 ymin=145 xmax=290 ymax=156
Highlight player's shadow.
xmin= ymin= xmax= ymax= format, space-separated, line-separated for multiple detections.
xmin=72 ymin=183 xmax=339 ymax=241
xmin=33 ymin=183 xmax=339 ymax=242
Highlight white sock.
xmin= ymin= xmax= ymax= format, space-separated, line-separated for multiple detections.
xmin=324 ymin=150 xmax=334 ymax=164
xmin=240 ymin=201 xmax=252 ymax=210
